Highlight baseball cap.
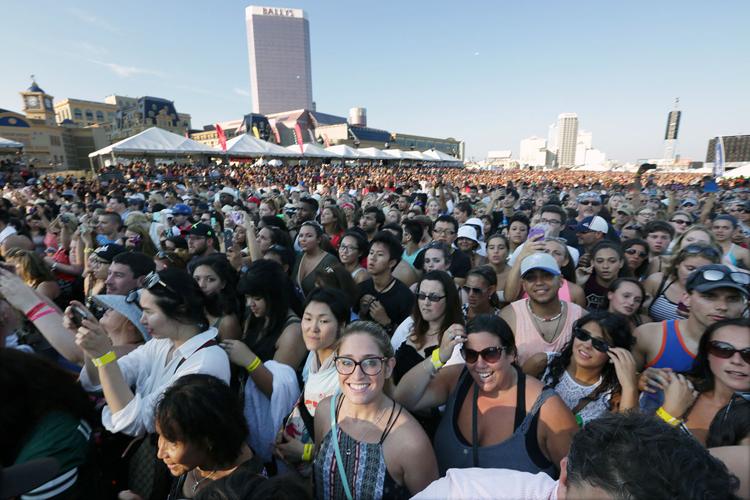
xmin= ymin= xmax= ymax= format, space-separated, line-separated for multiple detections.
xmin=520 ymin=253 xmax=561 ymax=277
xmin=189 ymin=223 xmax=214 ymax=238
xmin=246 ymin=196 xmax=261 ymax=205
xmin=616 ymin=204 xmax=634 ymax=216
xmin=686 ymin=264 xmax=750 ymax=296
xmin=172 ymin=203 xmax=192 ymax=216
xmin=576 ymin=216 xmax=609 ymax=234
xmin=681 ymin=197 xmax=698 ymax=207
xmin=93 ymin=291 xmax=151 ymax=341
xmin=93 ymin=244 xmax=127 ymax=263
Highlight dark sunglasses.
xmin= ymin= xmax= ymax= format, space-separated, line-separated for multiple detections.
xmin=720 ymin=391 xmax=750 ymax=425
xmin=708 ymin=341 xmax=750 ymax=364
xmin=695 ymin=268 xmax=750 ymax=286
xmin=625 ymin=248 xmax=648 ymax=258
xmin=416 ymin=292 xmax=445 ymax=303
xmin=461 ymin=346 xmax=507 ymax=364
xmin=682 ymin=244 xmax=722 ymax=259
xmin=624 ymin=225 xmax=642 ymax=231
xmin=156 ymin=251 xmax=175 ymax=263
xmin=462 ymin=285 xmax=486 ymax=295
xmin=616 ymin=211 xmax=631 ymax=216
xmin=670 ymin=218 xmax=691 ymax=225
xmin=579 ymin=200 xmax=601 ymax=206
xmin=573 ymin=327 xmax=610 ymax=353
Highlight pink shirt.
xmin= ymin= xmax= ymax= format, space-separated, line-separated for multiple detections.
xmin=511 ymin=299 xmax=584 ymax=365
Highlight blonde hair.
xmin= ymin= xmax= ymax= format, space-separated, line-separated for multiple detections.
xmin=4 ymin=248 xmax=55 ymax=286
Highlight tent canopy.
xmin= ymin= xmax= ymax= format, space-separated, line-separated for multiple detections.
xmin=423 ymin=148 xmax=461 ymax=163
xmin=382 ymin=149 xmax=407 ymax=160
xmin=356 ymin=147 xmax=392 ymax=160
xmin=286 ymin=143 xmax=341 ymax=158
xmin=225 ymin=134 xmax=295 ymax=157
xmin=88 ymin=127 xmax=217 ymax=157
xmin=325 ymin=144 xmax=363 ymax=159
xmin=0 ymin=136 xmax=24 ymax=150
xmin=724 ymin=163 xmax=750 ymax=179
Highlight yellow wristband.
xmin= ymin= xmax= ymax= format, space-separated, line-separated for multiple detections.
xmin=93 ymin=351 xmax=117 ymax=367
xmin=84 ymin=248 xmax=94 ymax=254
xmin=431 ymin=348 xmax=444 ymax=370
xmin=656 ymin=406 xmax=682 ymax=427
xmin=245 ymin=357 xmax=262 ymax=373
xmin=302 ymin=443 xmax=314 ymax=462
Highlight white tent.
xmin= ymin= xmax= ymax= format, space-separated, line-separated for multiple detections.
xmin=423 ymin=148 xmax=461 ymax=163
xmin=286 ymin=143 xmax=341 ymax=158
xmin=724 ymin=163 xmax=750 ymax=179
xmin=325 ymin=144 xmax=363 ymax=159
xmin=88 ymin=127 xmax=217 ymax=158
xmin=403 ymin=150 xmax=428 ymax=161
xmin=225 ymin=134 xmax=295 ymax=157
xmin=0 ymin=137 xmax=23 ymax=150
xmin=382 ymin=149 xmax=407 ymax=160
xmin=357 ymin=147 xmax=391 ymax=160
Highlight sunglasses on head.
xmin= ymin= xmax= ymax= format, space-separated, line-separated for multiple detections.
xmin=695 ymin=268 xmax=750 ymax=286
xmin=156 ymin=251 xmax=175 ymax=263
xmin=625 ymin=248 xmax=648 ymax=258
xmin=143 ymin=271 xmax=178 ymax=294
xmin=708 ymin=341 xmax=750 ymax=364
xmin=573 ymin=327 xmax=610 ymax=353
xmin=682 ymin=244 xmax=722 ymax=259
xmin=720 ymin=391 xmax=750 ymax=425
xmin=416 ymin=292 xmax=445 ymax=303
xmin=461 ymin=346 xmax=507 ymax=364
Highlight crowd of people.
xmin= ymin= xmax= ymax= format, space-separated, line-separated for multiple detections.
xmin=1 ymin=157 xmax=749 ymax=499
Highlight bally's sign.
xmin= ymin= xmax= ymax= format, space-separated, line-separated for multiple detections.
xmin=250 ymin=6 xmax=304 ymax=18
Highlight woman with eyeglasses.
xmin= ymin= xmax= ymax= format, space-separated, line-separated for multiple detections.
xmin=658 ymin=318 xmax=750 ymax=446
xmin=76 ymin=268 xmax=230 ymax=436
xmin=606 ymin=278 xmax=651 ymax=328
xmin=294 ymin=221 xmax=338 ymax=298
xmin=575 ymin=241 xmax=629 ymax=311
xmin=314 ymin=321 xmax=438 ymax=499
xmin=154 ymin=250 xmax=188 ymax=271
xmin=668 ymin=210 xmax=694 ymax=238
xmin=190 ymin=254 xmax=243 ymax=341
xmin=391 ymin=271 xmax=464 ymax=385
xmin=461 ymin=266 xmax=503 ymax=321
xmin=636 ymin=208 xmax=656 ymax=226
xmin=622 ymin=238 xmax=650 ymax=281
xmin=394 ymin=314 xmax=577 ymax=476
xmin=272 ymin=288 xmax=350 ymax=473
xmin=643 ymin=244 xmax=722 ymax=322
xmin=524 ymin=311 xmax=638 ymax=426
xmin=338 ymin=229 xmax=370 ymax=285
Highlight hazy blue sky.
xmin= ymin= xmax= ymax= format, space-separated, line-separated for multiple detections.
xmin=2 ymin=0 xmax=748 ymax=161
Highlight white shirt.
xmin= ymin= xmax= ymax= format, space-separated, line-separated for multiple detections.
xmin=80 ymin=328 xmax=230 ymax=436
xmin=0 ymin=225 xmax=17 ymax=245
xmin=414 ymin=467 xmax=558 ymax=500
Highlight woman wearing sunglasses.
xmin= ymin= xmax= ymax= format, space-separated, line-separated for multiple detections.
xmin=394 ymin=314 xmax=577 ymax=477
xmin=622 ymin=238 xmax=650 ymax=281
xmin=76 ymin=268 xmax=230 ymax=437
xmin=643 ymin=244 xmax=722 ymax=322
xmin=525 ymin=311 xmax=638 ymax=426
xmin=314 ymin=321 xmax=438 ymax=499
xmin=461 ymin=266 xmax=502 ymax=321
xmin=658 ymin=318 xmax=750 ymax=446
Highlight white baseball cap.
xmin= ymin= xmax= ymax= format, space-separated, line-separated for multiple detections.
xmin=521 ymin=253 xmax=561 ymax=277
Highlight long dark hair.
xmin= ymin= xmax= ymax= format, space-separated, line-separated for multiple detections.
xmin=467 ymin=266 xmax=502 ymax=309
xmin=238 ymin=259 xmax=295 ymax=346
xmin=689 ymin=317 xmax=750 ymax=393
xmin=544 ymin=311 xmax=634 ymax=412
xmin=0 ymin=350 xmax=94 ymax=464
xmin=189 ymin=254 xmax=243 ymax=318
xmin=410 ymin=270 xmax=464 ymax=349
xmin=622 ymin=238 xmax=650 ymax=279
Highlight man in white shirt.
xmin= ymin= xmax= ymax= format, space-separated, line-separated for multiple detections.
xmin=0 ymin=209 xmax=18 ymax=246
xmin=414 ymin=412 xmax=739 ymax=499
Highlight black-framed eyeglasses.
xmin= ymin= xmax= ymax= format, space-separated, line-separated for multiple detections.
xmin=720 ymin=391 xmax=750 ymax=425
xmin=462 ymin=285 xmax=486 ymax=295
xmin=461 ymin=346 xmax=507 ymax=364
xmin=416 ymin=292 xmax=445 ymax=303
xmin=143 ymin=271 xmax=178 ymax=294
xmin=708 ymin=341 xmax=750 ymax=364
xmin=625 ymin=248 xmax=648 ymax=258
xmin=573 ymin=327 xmax=610 ymax=353
xmin=695 ymin=268 xmax=750 ymax=287
xmin=339 ymin=244 xmax=359 ymax=253
xmin=334 ymin=356 xmax=388 ymax=376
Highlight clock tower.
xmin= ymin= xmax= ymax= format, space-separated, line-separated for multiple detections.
xmin=20 ymin=76 xmax=56 ymax=126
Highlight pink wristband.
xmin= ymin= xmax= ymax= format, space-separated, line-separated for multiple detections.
xmin=29 ymin=307 xmax=56 ymax=322
xmin=24 ymin=302 xmax=46 ymax=319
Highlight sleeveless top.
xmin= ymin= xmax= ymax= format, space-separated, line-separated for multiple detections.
xmin=510 ymin=299 xmax=582 ymax=365
xmin=167 ymin=455 xmax=265 ymax=500
xmin=648 ymin=277 xmax=679 ymax=322
xmin=434 ymin=366 xmax=557 ymax=477
xmin=522 ymin=279 xmax=572 ymax=303
xmin=314 ymin=395 xmax=410 ymax=500
xmin=542 ymin=353 xmax=612 ymax=426
xmin=725 ymin=244 xmax=739 ymax=266
xmin=644 ymin=320 xmax=697 ymax=372
xmin=351 ymin=267 xmax=367 ymax=281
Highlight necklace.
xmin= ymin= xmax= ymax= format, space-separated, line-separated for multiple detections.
xmin=191 ymin=468 xmax=217 ymax=494
xmin=344 ymin=403 xmax=389 ymax=455
xmin=528 ymin=300 xmax=566 ymax=343
xmin=526 ymin=299 xmax=563 ymax=322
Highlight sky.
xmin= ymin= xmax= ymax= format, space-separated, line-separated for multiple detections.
xmin=2 ymin=0 xmax=749 ymax=162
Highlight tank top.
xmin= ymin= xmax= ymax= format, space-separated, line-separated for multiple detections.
xmin=725 ymin=244 xmax=739 ymax=266
xmin=433 ymin=366 xmax=556 ymax=477
xmin=510 ymin=299 xmax=583 ymax=365
xmin=522 ymin=279 xmax=572 ymax=303
xmin=648 ymin=277 xmax=679 ymax=322
xmin=644 ymin=320 xmax=697 ymax=372
xmin=314 ymin=395 xmax=410 ymax=500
